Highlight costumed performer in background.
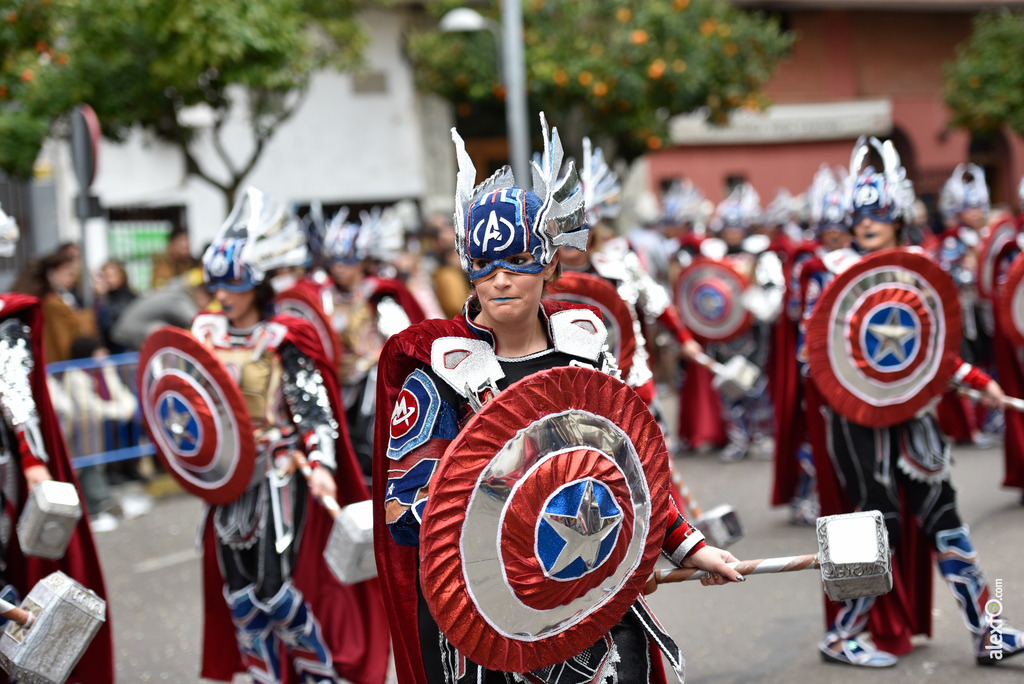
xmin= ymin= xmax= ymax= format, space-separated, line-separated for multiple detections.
xmin=0 ymin=203 xmax=114 ymax=683
xmin=188 ymin=188 xmax=388 ymax=684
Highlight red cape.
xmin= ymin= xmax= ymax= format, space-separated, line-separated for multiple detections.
xmin=198 ymin=313 xmax=389 ymax=684
xmin=676 ymin=362 xmax=726 ymax=450
xmin=0 ymin=293 xmax=114 ymax=684
xmin=768 ymin=244 xmax=818 ymax=506
xmin=372 ymin=299 xmax=669 ymax=684
xmin=370 ymin=277 xmax=427 ymax=325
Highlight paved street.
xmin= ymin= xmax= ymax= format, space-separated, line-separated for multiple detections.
xmin=94 ymin=439 xmax=1024 ymax=683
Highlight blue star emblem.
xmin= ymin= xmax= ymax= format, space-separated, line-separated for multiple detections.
xmin=694 ymin=284 xmax=726 ymax=320
xmin=158 ymin=396 xmax=199 ymax=452
xmin=536 ymin=479 xmax=623 ymax=580
xmin=864 ymin=306 xmax=918 ymax=368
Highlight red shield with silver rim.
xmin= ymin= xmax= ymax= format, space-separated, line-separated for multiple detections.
xmin=807 ymin=249 xmax=960 ymax=427
xmin=138 ymin=327 xmax=256 ymax=505
xmin=674 ymin=258 xmax=751 ymax=343
xmin=418 ymin=366 xmax=670 ymax=673
xmin=276 ymin=284 xmax=342 ymax=367
xmin=547 ymin=272 xmax=637 ymax=380
xmin=998 ymin=252 xmax=1024 ymax=348
xmin=978 ymin=212 xmax=1019 ymax=301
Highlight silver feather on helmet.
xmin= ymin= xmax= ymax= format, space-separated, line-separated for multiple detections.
xmin=451 ymin=111 xmax=586 ymax=270
xmin=939 ymin=163 xmax=990 ymax=219
xmin=0 ymin=202 xmax=19 ymax=258
xmin=531 ymin=112 xmax=587 ymax=259
xmin=581 ymin=137 xmax=620 ymax=226
xmin=662 ymin=178 xmax=709 ymax=226
xmin=202 ymin=187 xmax=308 ymax=287
xmin=713 ymin=182 xmax=762 ymax=231
xmin=808 ymin=164 xmax=850 ymax=230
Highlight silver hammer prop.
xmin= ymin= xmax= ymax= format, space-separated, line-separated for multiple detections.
xmin=693 ymin=352 xmax=761 ymax=400
xmin=288 ymin=453 xmax=377 ymax=585
xmin=648 ymin=510 xmax=892 ymax=602
xmin=0 ymin=571 xmax=106 ymax=684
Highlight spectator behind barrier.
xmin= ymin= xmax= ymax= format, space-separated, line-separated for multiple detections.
xmin=110 ymin=268 xmax=212 ymax=350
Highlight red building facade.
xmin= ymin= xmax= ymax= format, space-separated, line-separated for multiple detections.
xmin=648 ymin=1 xmax=1024 ymax=212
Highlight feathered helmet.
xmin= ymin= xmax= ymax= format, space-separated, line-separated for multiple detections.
xmin=202 ymin=187 xmax=308 ymax=292
xmin=939 ymin=163 xmax=989 ymax=220
xmin=581 ymin=137 xmax=620 ymax=227
xmin=661 ymin=178 xmax=709 ymax=226
xmin=765 ymin=189 xmax=797 ymax=227
xmin=452 ymin=112 xmax=586 ymax=281
xmin=0 ymin=202 xmax=19 ymax=258
xmin=847 ymin=136 xmax=915 ymax=225
xmin=321 ymin=206 xmax=405 ymax=266
xmin=713 ymin=182 xmax=762 ymax=233
xmin=808 ymin=164 xmax=850 ymax=233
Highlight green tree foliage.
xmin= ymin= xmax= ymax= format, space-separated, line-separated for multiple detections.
xmin=2 ymin=0 xmax=366 ymax=202
xmin=0 ymin=0 xmax=73 ymax=179
xmin=407 ymin=0 xmax=792 ymax=160
xmin=944 ymin=8 xmax=1024 ymax=136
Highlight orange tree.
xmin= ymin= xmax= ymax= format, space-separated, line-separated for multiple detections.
xmin=0 ymin=0 xmax=72 ymax=178
xmin=407 ymin=0 xmax=792 ymax=160
xmin=944 ymin=8 xmax=1024 ymax=136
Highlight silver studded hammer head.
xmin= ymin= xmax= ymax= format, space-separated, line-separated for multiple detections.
xmin=816 ymin=510 xmax=892 ymax=602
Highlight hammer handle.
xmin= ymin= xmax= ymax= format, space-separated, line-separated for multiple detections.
xmin=959 ymin=387 xmax=1024 ymax=412
xmin=291 ymin=453 xmax=342 ymax=518
xmin=0 ymin=597 xmax=31 ymax=628
xmin=693 ymin=352 xmax=725 ymax=377
xmin=655 ymin=553 xmax=820 ymax=583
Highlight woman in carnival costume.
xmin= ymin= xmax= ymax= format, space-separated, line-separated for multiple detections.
xmin=0 ymin=204 xmax=114 ymax=683
xmin=191 ymin=188 xmax=388 ymax=684
xmin=798 ymin=138 xmax=1022 ymax=667
xmin=372 ymin=114 xmax=743 ymax=684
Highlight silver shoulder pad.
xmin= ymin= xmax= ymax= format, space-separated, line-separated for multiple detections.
xmin=0 ymin=319 xmax=38 ymax=428
xmin=548 ymin=309 xmax=608 ymax=363
xmin=430 ymin=337 xmax=505 ymax=400
xmin=376 ymin=296 xmax=412 ymax=339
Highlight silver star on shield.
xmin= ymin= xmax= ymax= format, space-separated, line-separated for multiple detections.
xmin=866 ymin=308 xmax=916 ymax=364
xmin=162 ymin=400 xmax=196 ymax=449
xmin=542 ymin=480 xmax=623 ymax=576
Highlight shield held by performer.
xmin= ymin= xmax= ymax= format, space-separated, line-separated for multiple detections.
xmin=419 ymin=366 xmax=672 ymax=674
xmin=138 ymin=326 xmax=258 ymax=505
xmin=806 ymin=249 xmax=961 ymax=428
xmin=674 ymin=257 xmax=752 ymax=344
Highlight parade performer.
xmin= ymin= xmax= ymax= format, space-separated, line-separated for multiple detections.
xmin=150 ymin=188 xmax=388 ymax=684
xmin=989 ymin=190 xmax=1024 ymax=499
xmin=660 ymin=180 xmax=727 ymax=452
xmin=771 ymin=165 xmax=849 ymax=525
xmin=801 ymin=137 xmax=1022 ymax=667
xmin=313 ymin=206 xmax=425 ymax=482
xmin=0 ymin=204 xmax=114 ymax=683
xmin=934 ymin=164 xmax=995 ymax=445
xmin=373 ymin=114 xmax=743 ymax=684
xmin=695 ymin=183 xmax=784 ymax=462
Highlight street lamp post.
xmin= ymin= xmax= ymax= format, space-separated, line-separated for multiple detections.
xmin=439 ymin=2 xmax=531 ymax=185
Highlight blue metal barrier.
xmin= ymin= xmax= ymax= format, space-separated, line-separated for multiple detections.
xmin=46 ymin=352 xmax=155 ymax=469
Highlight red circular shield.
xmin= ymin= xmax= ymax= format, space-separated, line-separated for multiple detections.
xmin=998 ymin=252 xmax=1024 ymax=348
xmin=138 ymin=327 xmax=256 ymax=505
xmin=674 ymin=258 xmax=752 ymax=343
xmin=276 ymin=284 xmax=341 ymax=367
xmin=978 ymin=212 xmax=1019 ymax=301
xmin=419 ymin=366 xmax=670 ymax=673
xmin=547 ymin=272 xmax=637 ymax=380
xmin=807 ymin=249 xmax=960 ymax=427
